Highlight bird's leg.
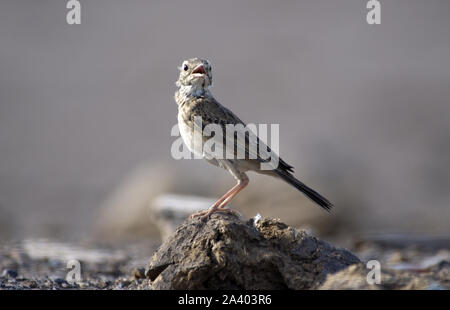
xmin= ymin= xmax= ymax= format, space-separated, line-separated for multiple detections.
xmin=217 ymin=177 xmax=248 ymax=210
xmin=201 ymin=177 xmax=248 ymax=219
xmin=190 ymin=175 xmax=249 ymax=219
xmin=189 ymin=183 xmax=240 ymax=219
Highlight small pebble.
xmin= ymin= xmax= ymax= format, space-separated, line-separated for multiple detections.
xmin=53 ymin=277 xmax=66 ymax=285
xmin=131 ymin=267 xmax=146 ymax=280
xmin=2 ymin=269 xmax=18 ymax=278
xmin=78 ymin=282 xmax=89 ymax=289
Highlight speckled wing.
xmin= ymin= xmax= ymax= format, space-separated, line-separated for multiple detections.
xmin=189 ymin=97 xmax=294 ymax=173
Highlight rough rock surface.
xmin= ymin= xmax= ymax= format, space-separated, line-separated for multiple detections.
xmin=145 ymin=214 xmax=360 ymax=289
xmin=319 ymin=262 xmax=450 ymax=290
xmin=1 ymin=224 xmax=448 ymax=289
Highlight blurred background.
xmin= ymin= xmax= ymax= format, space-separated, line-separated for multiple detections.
xmin=0 ymin=0 xmax=449 ymax=245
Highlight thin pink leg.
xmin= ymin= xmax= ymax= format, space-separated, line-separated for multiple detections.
xmin=190 ymin=177 xmax=249 ymax=220
xmin=189 ymin=182 xmax=241 ymax=219
xmin=217 ymin=178 xmax=249 ymax=209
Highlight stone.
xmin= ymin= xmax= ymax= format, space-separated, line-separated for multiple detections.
xmin=319 ymin=262 xmax=450 ymax=290
xmin=145 ymin=214 xmax=360 ymax=289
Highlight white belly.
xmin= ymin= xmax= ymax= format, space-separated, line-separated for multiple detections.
xmin=177 ymin=111 xmax=252 ymax=174
xmin=177 ymin=112 xmax=204 ymax=158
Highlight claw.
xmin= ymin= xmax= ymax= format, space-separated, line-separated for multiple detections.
xmin=189 ymin=176 xmax=248 ymax=221
xmin=189 ymin=206 xmax=240 ymax=220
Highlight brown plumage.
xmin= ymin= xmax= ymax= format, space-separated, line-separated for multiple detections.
xmin=175 ymin=58 xmax=333 ymax=219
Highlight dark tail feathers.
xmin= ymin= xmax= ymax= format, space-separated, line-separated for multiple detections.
xmin=275 ymin=170 xmax=333 ymax=212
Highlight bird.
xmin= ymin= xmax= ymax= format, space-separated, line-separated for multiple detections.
xmin=174 ymin=58 xmax=333 ymax=219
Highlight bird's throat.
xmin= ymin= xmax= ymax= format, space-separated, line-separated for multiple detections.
xmin=176 ymin=84 xmax=210 ymax=105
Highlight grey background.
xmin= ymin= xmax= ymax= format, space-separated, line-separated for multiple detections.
xmin=0 ymin=0 xmax=449 ymax=239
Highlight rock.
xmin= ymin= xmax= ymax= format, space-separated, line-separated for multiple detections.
xmin=145 ymin=214 xmax=360 ymax=289
xmin=52 ymin=277 xmax=66 ymax=285
xmin=318 ymin=264 xmax=380 ymax=290
xmin=2 ymin=269 xmax=18 ymax=279
xmin=131 ymin=267 xmax=146 ymax=280
xmin=319 ymin=262 xmax=450 ymax=290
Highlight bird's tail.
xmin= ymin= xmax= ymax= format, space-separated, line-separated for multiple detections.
xmin=274 ymin=169 xmax=333 ymax=212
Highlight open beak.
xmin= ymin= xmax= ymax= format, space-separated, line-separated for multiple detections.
xmin=192 ymin=65 xmax=206 ymax=75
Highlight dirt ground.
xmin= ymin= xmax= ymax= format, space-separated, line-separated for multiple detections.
xmin=1 ymin=230 xmax=448 ymax=290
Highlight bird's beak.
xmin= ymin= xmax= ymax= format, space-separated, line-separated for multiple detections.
xmin=192 ymin=65 xmax=206 ymax=75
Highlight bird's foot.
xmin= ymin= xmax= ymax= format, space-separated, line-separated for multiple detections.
xmin=190 ymin=206 xmax=240 ymax=220
xmin=189 ymin=210 xmax=209 ymax=219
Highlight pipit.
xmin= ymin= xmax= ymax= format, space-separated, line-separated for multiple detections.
xmin=175 ymin=58 xmax=333 ymax=219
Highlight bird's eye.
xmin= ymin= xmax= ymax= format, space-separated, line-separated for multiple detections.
xmin=183 ymin=64 xmax=189 ymax=71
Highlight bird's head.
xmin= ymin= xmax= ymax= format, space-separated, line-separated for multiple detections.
xmin=176 ymin=58 xmax=212 ymax=89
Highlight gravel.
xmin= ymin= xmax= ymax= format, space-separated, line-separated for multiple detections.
xmin=0 ymin=228 xmax=448 ymax=290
